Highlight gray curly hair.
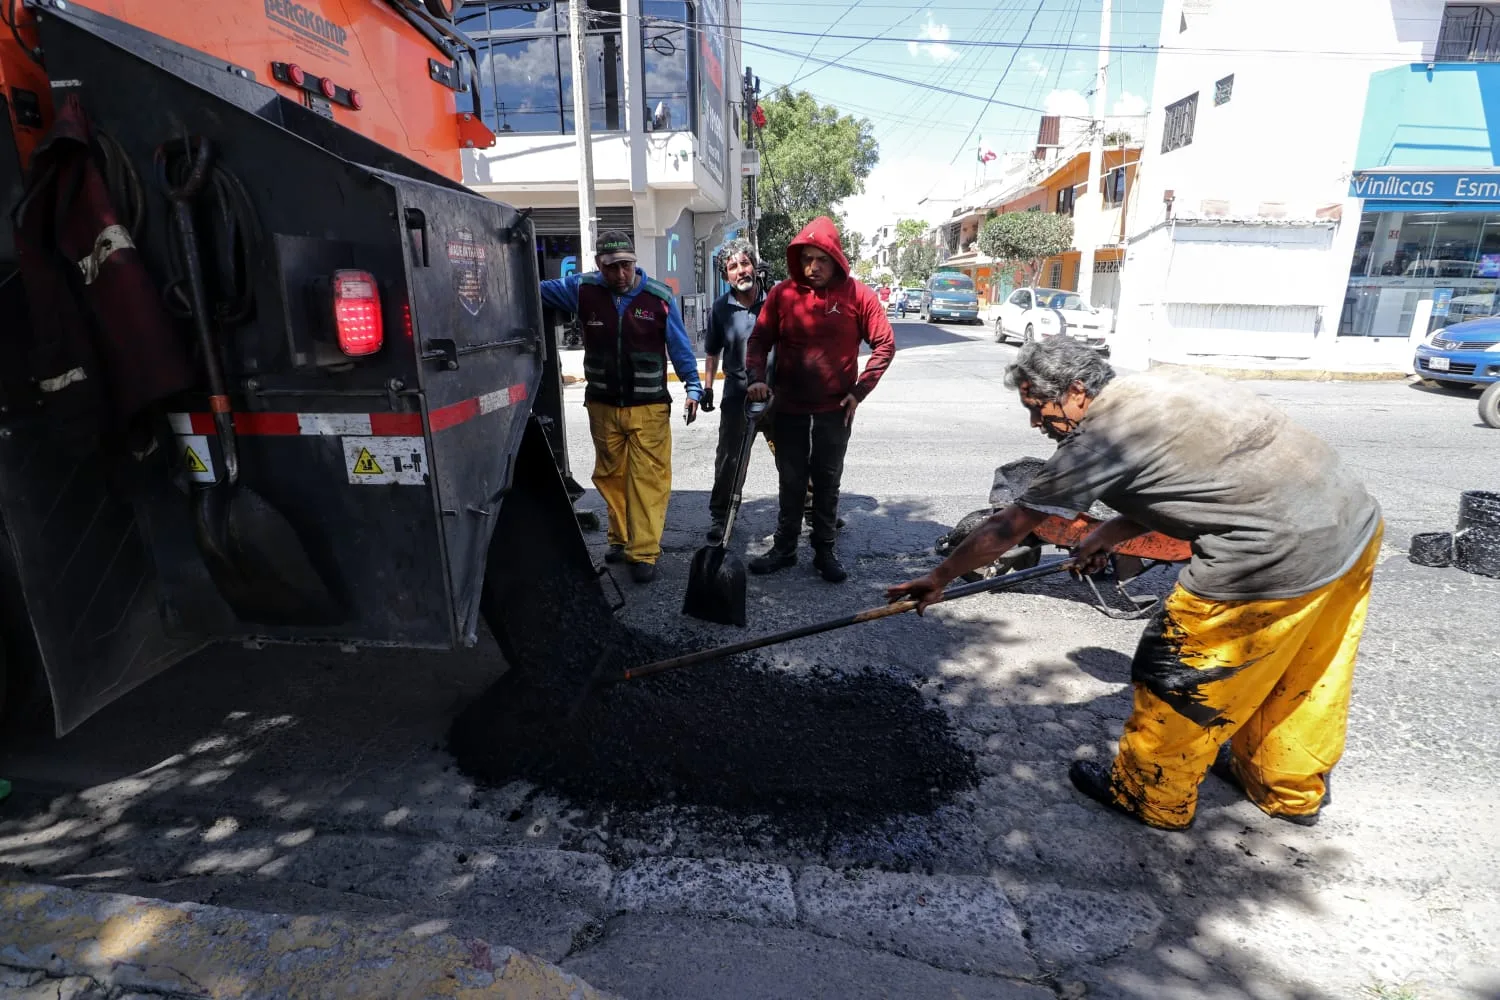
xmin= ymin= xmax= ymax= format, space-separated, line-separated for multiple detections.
xmin=1004 ymin=338 xmax=1116 ymax=402
xmin=716 ymin=237 xmax=756 ymax=274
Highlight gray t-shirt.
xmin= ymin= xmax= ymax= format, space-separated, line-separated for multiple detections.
xmin=1017 ymin=370 xmax=1381 ymax=600
xmin=704 ymin=288 xmax=765 ymax=400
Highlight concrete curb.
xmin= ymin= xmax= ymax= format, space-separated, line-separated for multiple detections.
xmin=0 ymin=881 xmax=616 ymax=999
xmin=1147 ymin=360 xmax=1411 ymax=382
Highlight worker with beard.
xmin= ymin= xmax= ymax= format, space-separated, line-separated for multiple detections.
xmin=887 ymin=338 xmax=1383 ymax=830
xmin=540 ymin=231 xmax=703 ymax=584
xmin=745 ymin=216 xmax=896 ymax=583
xmin=701 ymin=238 xmax=767 ymax=543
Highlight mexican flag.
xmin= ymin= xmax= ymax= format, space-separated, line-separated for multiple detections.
xmin=977 ymin=138 xmax=998 ymax=164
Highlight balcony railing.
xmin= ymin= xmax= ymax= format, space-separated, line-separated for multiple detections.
xmin=1438 ymin=4 xmax=1500 ymax=62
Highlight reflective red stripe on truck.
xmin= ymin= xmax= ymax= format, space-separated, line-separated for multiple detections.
xmin=167 ymin=382 xmax=528 ymax=437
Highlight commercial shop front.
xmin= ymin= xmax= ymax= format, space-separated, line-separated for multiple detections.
xmin=1341 ymin=173 xmax=1500 ymax=338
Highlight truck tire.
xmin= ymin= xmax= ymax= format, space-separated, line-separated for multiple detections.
xmin=1480 ymin=382 xmax=1500 ymax=429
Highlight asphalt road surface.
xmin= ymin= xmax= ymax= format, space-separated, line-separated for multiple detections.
xmin=2 ymin=319 xmax=1497 ymax=1000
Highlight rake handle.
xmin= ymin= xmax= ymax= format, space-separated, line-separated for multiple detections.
xmin=622 ymin=559 xmax=1070 ymax=682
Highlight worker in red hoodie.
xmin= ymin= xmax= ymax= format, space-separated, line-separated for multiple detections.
xmin=744 ymin=217 xmax=896 ymax=582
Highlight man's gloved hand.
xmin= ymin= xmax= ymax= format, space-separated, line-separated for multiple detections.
xmin=699 ymin=386 xmax=716 ymax=412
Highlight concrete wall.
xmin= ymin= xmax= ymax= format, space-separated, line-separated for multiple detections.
xmin=1117 ymin=0 xmax=1443 ymax=367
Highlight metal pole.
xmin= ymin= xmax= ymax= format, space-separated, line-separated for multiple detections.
xmin=744 ymin=67 xmax=759 ymax=260
xmin=1076 ymin=0 xmax=1110 ymax=307
xmin=569 ymin=0 xmax=598 ymax=272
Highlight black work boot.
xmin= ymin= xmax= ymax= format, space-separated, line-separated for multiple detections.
xmin=1210 ymin=745 xmax=1326 ymax=826
xmin=812 ymin=549 xmax=847 ymax=583
xmin=1068 ymin=760 xmax=1194 ymax=831
xmin=629 ymin=561 xmax=657 ymax=584
xmin=604 ymin=545 xmax=626 ymax=564
xmin=749 ymin=548 xmax=796 ymax=575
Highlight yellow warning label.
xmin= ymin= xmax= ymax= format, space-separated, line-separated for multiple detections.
xmin=352 ymin=448 xmax=384 ymax=475
xmin=184 ymin=446 xmax=209 ymax=474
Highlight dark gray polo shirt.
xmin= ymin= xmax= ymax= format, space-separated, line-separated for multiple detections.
xmin=705 ymin=287 xmax=766 ymax=400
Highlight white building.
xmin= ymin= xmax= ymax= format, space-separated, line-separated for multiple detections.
xmin=457 ymin=0 xmax=743 ymax=322
xmin=1116 ymin=0 xmax=1481 ymax=370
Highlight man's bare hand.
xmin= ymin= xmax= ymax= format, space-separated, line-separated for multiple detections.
xmin=1069 ymin=525 xmax=1114 ymax=576
xmin=840 ymin=393 xmax=860 ymax=427
xmin=684 ymin=398 xmax=699 ymax=425
xmin=746 ymin=382 xmax=771 ymax=402
xmin=886 ymin=573 xmax=946 ymax=615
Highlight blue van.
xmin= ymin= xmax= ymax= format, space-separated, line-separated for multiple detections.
xmin=920 ymin=272 xmax=981 ymax=324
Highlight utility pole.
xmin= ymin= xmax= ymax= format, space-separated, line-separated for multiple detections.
xmin=569 ymin=0 xmax=598 ymax=272
xmin=1075 ymin=0 xmax=1110 ymax=307
xmin=743 ymin=67 xmax=761 ymax=259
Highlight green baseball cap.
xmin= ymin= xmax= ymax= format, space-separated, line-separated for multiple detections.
xmin=596 ymin=230 xmax=637 ymax=265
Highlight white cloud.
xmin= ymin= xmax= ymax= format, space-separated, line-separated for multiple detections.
xmin=1111 ymin=92 xmax=1147 ymax=117
xmin=836 ymin=155 xmax=970 ymax=241
xmin=1024 ymin=55 xmax=1050 ymax=79
xmin=907 ymin=15 xmax=957 ymax=63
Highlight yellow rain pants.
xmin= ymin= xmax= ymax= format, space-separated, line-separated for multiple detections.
xmin=585 ymin=401 xmax=672 ymax=565
xmin=1108 ymin=524 xmax=1384 ymax=829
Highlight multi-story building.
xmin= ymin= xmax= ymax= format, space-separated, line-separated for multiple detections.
xmin=1116 ymin=0 xmax=1496 ymax=369
xmin=456 ymin=0 xmax=743 ymax=329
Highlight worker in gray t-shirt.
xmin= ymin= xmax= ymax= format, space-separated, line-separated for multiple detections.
xmin=889 ymin=339 xmax=1383 ymax=831
xmin=702 ymin=239 xmax=767 ymax=542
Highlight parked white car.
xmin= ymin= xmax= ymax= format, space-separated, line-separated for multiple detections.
xmin=994 ymin=287 xmax=1113 ymax=353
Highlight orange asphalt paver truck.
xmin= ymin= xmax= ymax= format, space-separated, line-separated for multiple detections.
xmin=0 ymin=0 xmax=595 ymax=733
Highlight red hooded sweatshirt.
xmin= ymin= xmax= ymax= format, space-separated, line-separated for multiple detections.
xmin=745 ymin=217 xmax=895 ymax=415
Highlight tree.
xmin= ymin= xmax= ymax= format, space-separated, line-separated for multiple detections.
xmin=978 ymin=212 xmax=1075 ymax=286
xmin=1104 ymin=129 xmax=1134 ymax=146
xmin=895 ymin=218 xmax=928 ymax=244
xmin=897 ymin=239 xmax=939 ymax=285
xmin=843 ymin=230 xmax=863 ymax=267
xmin=752 ymin=87 xmax=879 ymax=279
xmin=853 ymin=258 xmax=875 ymax=282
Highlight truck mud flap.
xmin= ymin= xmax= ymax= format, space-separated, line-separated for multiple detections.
xmin=0 ymin=427 xmax=205 ymax=736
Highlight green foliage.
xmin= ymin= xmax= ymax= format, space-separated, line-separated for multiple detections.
xmin=895 ymin=218 xmax=928 ymax=243
xmin=897 ymin=239 xmax=939 ymax=285
xmin=978 ymin=212 xmax=1075 ymax=284
xmin=853 ymin=258 xmax=875 ymax=281
xmin=843 ymin=229 xmax=863 ymax=267
xmin=1104 ymin=129 xmax=1135 ymax=146
xmin=752 ymin=87 xmax=879 ymax=280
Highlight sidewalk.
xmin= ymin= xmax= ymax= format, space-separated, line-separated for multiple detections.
xmin=0 ymin=881 xmax=613 ymax=999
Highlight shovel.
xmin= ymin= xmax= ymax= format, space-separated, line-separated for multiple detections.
xmin=682 ymin=397 xmax=768 ymax=626
xmin=159 ymin=137 xmax=337 ymax=625
xmin=564 ymin=558 xmax=1074 ymax=715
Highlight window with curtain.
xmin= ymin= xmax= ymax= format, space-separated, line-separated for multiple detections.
xmin=459 ymin=1 xmax=624 ymax=134
xmin=642 ymin=0 xmax=695 ymax=132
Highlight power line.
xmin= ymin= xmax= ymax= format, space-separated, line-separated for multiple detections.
xmin=946 ymin=0 xmax=1049 ymax=170
xmin=786 ymin=0 xmax=861 ymax=82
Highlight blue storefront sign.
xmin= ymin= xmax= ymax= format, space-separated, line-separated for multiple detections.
xmin=1349 ymin=171 xmax=1500 ymax=202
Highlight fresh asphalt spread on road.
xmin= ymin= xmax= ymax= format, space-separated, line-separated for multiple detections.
xmin=1 ymin=319 xmax=1497 ymax=1000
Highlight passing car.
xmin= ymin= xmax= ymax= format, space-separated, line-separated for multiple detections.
xmin=994 ymin=286 xmax=1113 ymax=352
xmin=919 ymin=273 xmax=982 ymax=323
xmin=895 ymin=287 xmax=924 ymax=317
xmin=1414 ymin=317 xmax=1500 ymax=392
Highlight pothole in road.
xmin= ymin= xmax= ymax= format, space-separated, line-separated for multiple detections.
xmin=448 ymin=490 xmax=979 ymax=848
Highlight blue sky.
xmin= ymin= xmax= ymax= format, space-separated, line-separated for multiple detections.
xmin=736 ymin=0 xmax=1164 ymax=239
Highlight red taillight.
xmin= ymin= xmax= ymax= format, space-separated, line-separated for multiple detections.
xmin=332 ymin=270 xmax=383 ymax=357
xmin=348 ymin=89 xmax=364 ymax=110
xmin=319 ymin=76 xmax=337 ymax=100
xmin=287 ymin=63 xmax=305 ymax=87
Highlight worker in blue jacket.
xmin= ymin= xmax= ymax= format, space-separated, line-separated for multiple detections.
xmin=541 ymin=231 xmax=703 ymax=583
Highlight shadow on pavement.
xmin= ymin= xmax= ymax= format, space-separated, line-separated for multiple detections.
xmin=0 ymin=490 xmax=1395 ymax=998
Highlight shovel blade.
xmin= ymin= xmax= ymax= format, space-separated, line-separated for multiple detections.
xmin=681 ymin=544 xmax=748 ymax=627
xmin=194 ymin=486 xmax=340 ymax=626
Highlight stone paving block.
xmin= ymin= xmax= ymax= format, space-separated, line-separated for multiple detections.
xmin=0 ymin=967 xmax=44 ymax=988
xmin=0 ymin=881 xmax=616 ymax=999
xmin=565 ymin=914 xmax=1055 ymax=1000
xmin=1011 ymin=883 xmax=1164 ymax=967
xmin=610 ymin=856 xmax=796 ymax=926
xmin=795 ymin=866 xmax=1036 ymax=978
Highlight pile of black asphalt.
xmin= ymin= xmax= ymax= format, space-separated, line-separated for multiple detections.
xmin=448 ymin=488 xmax=979 ymax=833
